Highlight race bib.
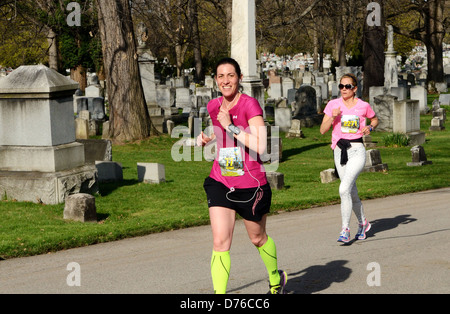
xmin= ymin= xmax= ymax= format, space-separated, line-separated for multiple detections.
xmin=341 ymin=115 xmax=360 ymax=133
xmin=218 ymin=147 xmax=244 ymax=176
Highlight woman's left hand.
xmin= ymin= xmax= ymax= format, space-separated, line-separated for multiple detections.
xmin=362 ymin=126 xmax=372 ymax=136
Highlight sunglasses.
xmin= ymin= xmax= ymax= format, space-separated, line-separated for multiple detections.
xmin=339 ymin=84 xmax=356 ymax=90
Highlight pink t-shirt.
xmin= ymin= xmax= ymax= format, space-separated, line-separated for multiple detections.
xmin=323 ymin=97 xmax=376 ymax=149
xmin=207 ymin=93 xmax=268 ymax=189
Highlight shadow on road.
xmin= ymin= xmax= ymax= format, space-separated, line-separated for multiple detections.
xmin=339 ymin=214 xmax=418 ymax=246
xmin=369 ymin=214 xmax=417 ymax=237
xmin=286 ymin=260 xmax=351 ymax=294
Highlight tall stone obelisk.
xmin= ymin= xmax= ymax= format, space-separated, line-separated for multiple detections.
xmin=231 ymin=0 xmax=265 ymax=115
xmin=384 ymin=25 xmax=398 ymax=93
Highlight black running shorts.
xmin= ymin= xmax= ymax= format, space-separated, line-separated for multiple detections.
xmin=203 ymin=176 xmax=272 ymax=222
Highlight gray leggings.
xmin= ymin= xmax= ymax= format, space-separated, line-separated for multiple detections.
xmin=334 ymin=142 xmax=366 ymax=229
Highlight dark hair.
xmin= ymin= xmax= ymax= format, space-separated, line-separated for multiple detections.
xmin=340 ymin=73 xmax=357 ymax=86
xmin=215 ymin=57 xmax=242 ymax=78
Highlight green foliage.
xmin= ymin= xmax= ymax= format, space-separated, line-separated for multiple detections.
xmin=0 ymin=19 xmax=48 ymax=67
xmin=0 ymin=0 xmax=102 ymax=72
xmin=382 ymin=132 xmax=410 ymax=147
xmin=57 ymin=0 xmax=102 ymax=71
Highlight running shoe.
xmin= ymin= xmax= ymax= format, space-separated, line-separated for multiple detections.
xmin=269 ymin=270 xmax=288 ymax=294
xmin=355 ymin=219 xmax=371 ymax=240
xmin=337 ymin=228 xmax=350 ymax=243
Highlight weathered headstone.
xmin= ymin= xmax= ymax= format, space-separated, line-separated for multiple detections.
xmin=75 ymin=117 xmax=89 ymax=139
xmin=429 ymin=117 xmax=445 ymax=131
xmin=138 ymin=50 xmax=157 ymax=107
xmin=286 ymin=119 xmax=304 ymax=138
xmin=438 ymin=94 xmax=450 ymax=106
xmin=292 ymin=85 xmax=322 ymax=126
xmin=266 ymin=171 xmax=284 ymax=190
xmin=64 ymin=193 xmax=97 ymax=222
xmin=175 ymin=87 xmax=192 ymax=109
xmin=410 ymin=85 xmax=428 ymax=113
xmin=363 ymin=149 xmax=388 ymax=172
xmin=274 ymin=107 xmax=291 ymax=132
xmin=320 ymin=168 xmax=338 ymax=183
xmin=407 ymin=145 xmax=432 ymax=166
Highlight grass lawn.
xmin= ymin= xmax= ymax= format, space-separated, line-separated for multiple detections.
xmin=1 ymin=99 xmax=449 ymax=259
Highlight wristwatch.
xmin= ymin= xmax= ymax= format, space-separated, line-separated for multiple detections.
xmin=228 ymin=124 xmax=241 ymax=135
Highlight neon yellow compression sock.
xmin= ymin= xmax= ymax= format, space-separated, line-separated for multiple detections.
xmin=257 ymin=236 xmax=280 ymax=286
xmin=210 ymin=250 xmax=230 ymax=294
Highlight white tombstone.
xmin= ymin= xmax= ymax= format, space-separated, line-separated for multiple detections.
xmin=269 ymin=82 xmax=282 ymax=99
xmin=139 ymin=51 xmax=157 ymax=106
xmin=282 ymin=77 xmax=294 ymax=98
xmin=393 ymin=99 xmax=420 ymax=134
xmin=410 ymin=85 xmax=428 ymax=113
xmin=85 ymin=85 xmax=102 ymax=97
xmin=175 ymin=87 xmax=192 ymax=109
xmin=156 ymin=85 xmax=175 ymax=111
xmin=274 ymin=107 xmax=292 ymax=132
xmin=393 ymin=99 xmax=425 ymax=145
xmin=369 ymin=86 xmax=384 ymax=106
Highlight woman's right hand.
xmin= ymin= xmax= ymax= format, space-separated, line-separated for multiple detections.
xmin=196 ymin=131 xmax=212 ymax=146
xmin=332 ymin=107 xmax=341 ymax=119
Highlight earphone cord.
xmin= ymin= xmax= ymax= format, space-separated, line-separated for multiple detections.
xmin=225 ymin=160 xmax=261 ymax=203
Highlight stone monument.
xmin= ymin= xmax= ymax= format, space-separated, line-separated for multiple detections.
xmin=384 ymin=25 xmax=398 ymax=92
xmin=137 ymin=23 xmax=157 ymax=108
xmin=231 ymin=0 xmax=265 ymax=116
xmin=0 ymin=65 xmax=97 ymax=204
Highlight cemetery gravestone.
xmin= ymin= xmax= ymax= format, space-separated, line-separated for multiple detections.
xmin=292 ymin=85 xmax=322 ymax=126
xmin=0 ymin=65 xmax=97 ymax=204
xmin=407 ymin=145 xmax=432 ymax=166
xmin=64 ymin=193 xmax=97 ymax=222
xmin=137 ymin=163 xmax=165 ymax=184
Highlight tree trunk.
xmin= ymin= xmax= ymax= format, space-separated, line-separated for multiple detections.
xmin=70 ymin=65 xmax=87 ymax=92
xmin=47 ymin=28 xmax=59 ymax=71
xmin=189 ymin=0 xmax=204 ymax=83
xmin=363 ymin=0 xmax=385 ymax=100
xmin=424 ymin=0 xmax=444 ymax=84
xmin=96 ymin=0 xmax=152 ymax=143
xmin=392 ymin=0 xmax=445 ymax=86
xmin=335 ymin=13 xmax=346 ymax=66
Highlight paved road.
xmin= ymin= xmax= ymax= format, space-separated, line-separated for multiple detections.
xmin=1 ymin=188 xmax=449 ymax=294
